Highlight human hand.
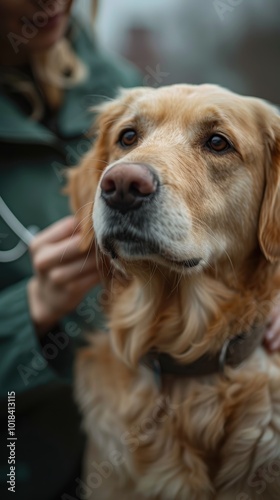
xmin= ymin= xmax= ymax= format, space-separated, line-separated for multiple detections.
xmin=264 ymin=302 xmax=280 ymax=352
xmin=28 ymin=216 xmax=100 ymax=337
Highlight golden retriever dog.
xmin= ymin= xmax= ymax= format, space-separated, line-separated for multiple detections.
xmin=69 ymin=84 xmax=280 ymax=500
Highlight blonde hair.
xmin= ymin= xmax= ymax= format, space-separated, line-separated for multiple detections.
xmin=1 ymin=0 xmax=99 ymax=119
xmin=31 ymin=35 xmax=88 ymax=112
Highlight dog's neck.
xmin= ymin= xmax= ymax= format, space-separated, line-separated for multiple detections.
xmin=109 ymin=254 xmax=279 ymax=368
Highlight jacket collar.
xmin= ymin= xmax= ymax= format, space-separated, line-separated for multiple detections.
xmin=0 ymin=95 xmax=56 ymax=144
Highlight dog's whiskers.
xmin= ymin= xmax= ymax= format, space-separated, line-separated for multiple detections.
xmin=59 ymin=210 xmax=93 ymax=264
xmin=79 ymin=233 xmax=95 ymax=273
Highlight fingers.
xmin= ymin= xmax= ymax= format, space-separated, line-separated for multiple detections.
xmin=27 ymin=218 xmax=100 ymax=338
xmin=32 ymin=233 xmax=96 ymax=273
xmin=49 ymin=254 xmax=100 ymax=286
xmin=28 ymin=269 xmax=101 ymax=338
xmin=66 ymin=272 xmax=101 ymax=297
xmin=51 ymin=272 xmax=101 ymax=313
xmin=29 ymin=216 xmax=77 ymax=252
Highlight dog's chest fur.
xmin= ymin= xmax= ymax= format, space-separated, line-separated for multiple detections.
xmin=76 ymin=331 xmax=280 ymax=500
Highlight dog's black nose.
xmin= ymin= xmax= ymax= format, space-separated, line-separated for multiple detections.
xmin=100 ymin=163 xmax=158 ymax=212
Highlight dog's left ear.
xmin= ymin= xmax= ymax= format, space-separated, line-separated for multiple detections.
xmin=258 ymin=106 xmax=280 ymax=262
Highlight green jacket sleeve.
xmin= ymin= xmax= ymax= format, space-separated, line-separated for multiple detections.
xmin=0 ymin=278 xmax=58 ymax=398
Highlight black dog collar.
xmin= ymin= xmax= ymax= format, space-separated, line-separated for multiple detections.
xmin=141 ymin=323 xmax=265 ymax=380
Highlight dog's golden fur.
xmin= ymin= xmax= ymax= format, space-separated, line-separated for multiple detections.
xmin=69 ymin=84 xmax=280 ymax=499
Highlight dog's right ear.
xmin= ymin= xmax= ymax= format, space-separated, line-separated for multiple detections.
xmin=66 ymin=97 xmax=126 ymax=250
xmin=258 ymin=106 xmax=280 ymax=263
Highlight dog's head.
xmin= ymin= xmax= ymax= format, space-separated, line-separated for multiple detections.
xmin=69 ymin=84 xmax=280 ymax=276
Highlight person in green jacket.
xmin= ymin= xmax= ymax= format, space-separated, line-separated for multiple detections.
xmin=0 ymin=1 xmax=141 ymax=499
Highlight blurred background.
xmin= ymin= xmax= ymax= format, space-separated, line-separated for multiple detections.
xmin=74 ymin=0 xmax=280 ymax=104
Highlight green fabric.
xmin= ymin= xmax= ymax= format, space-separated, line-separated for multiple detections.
xmin=0 ymin=17 xmax=141 ymax=500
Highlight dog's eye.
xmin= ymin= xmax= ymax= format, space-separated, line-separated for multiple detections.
xmin=118 ymin=129 xmax=138 ymax=148
xmin=207 ymin=135 xmax=231 ymax=153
